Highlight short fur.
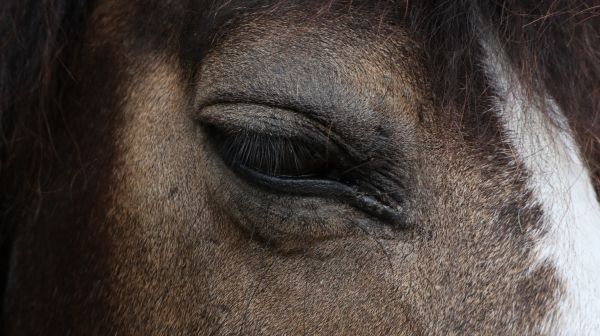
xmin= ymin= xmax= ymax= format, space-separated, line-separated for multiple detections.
xmin=1 ymin=0 xmax=599 ymax=334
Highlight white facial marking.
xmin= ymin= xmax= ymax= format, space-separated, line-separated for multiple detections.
xmin=484 ymin=39 xmax=600 ymax=335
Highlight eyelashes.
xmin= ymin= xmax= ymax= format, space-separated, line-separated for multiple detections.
xmin=204 ymin=124 xmax=341 ymax=179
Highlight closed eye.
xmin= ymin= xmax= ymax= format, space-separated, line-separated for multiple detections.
xmin=203 ymin=124 xmax=339 ymax=179
xmin=202 ymin=120 xmax=407 ymax=228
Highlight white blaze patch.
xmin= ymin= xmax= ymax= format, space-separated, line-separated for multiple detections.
xmin=484 ymin=40 xmax=600 ymax=334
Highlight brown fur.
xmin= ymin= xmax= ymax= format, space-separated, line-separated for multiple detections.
xmin=2 ymin=0 xmax=598 ymax=335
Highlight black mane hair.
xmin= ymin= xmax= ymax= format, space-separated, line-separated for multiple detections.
xmin=0 ymin=0 xmax=90 ymax=326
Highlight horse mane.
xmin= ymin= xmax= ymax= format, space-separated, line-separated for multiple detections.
xmin=0 ymin=0 xmax=598 ymax=324
xmin=0 ymin=0 xmax=90 ymax=324
xmin=1 ymin=0 xmax=90 ymax=208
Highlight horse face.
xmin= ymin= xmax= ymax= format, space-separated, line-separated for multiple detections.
xmin=6 ymin=1 xmax=599 ymax=335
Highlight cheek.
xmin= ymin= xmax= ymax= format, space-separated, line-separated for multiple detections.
xmin=201 ymin=237 xmax=419 ymax=335
xmin=105 ymin=56 xmax=217 ymax=329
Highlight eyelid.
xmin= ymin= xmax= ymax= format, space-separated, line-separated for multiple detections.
xmin=197 ymin=103 xmax=316 ymax=137
xmin=234 ymin=164 xmax=407 ymax=228
xmin=197 ymin=102 xmax=367 ymax=163
xmin=202 ymin=123 xmax=338 ymax=178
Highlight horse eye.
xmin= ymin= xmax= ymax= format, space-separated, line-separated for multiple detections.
xmin=203 ymin=123 xmax=338 ymax=179
xmin=202 ymin=122 xmax=406 ymax=227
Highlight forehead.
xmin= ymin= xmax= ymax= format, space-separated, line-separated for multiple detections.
xmin=92 ymin=1 xmax=409 ymax=53
xmin=196 ymin=14 xmax=424 ymax=128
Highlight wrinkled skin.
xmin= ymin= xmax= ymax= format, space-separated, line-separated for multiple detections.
xmin=4 ymin=1 xmax=559 ymax=335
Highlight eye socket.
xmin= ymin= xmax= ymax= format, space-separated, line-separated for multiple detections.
xmin=201 ymin=118 xmax=408 ymax=229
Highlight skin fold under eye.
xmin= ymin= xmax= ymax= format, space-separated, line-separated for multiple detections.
xmin=200 ymin=112 xmax=408 ymax=228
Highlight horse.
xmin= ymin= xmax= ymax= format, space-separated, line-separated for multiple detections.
xmin=1 ymin=0 xmax=599 ymax=334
